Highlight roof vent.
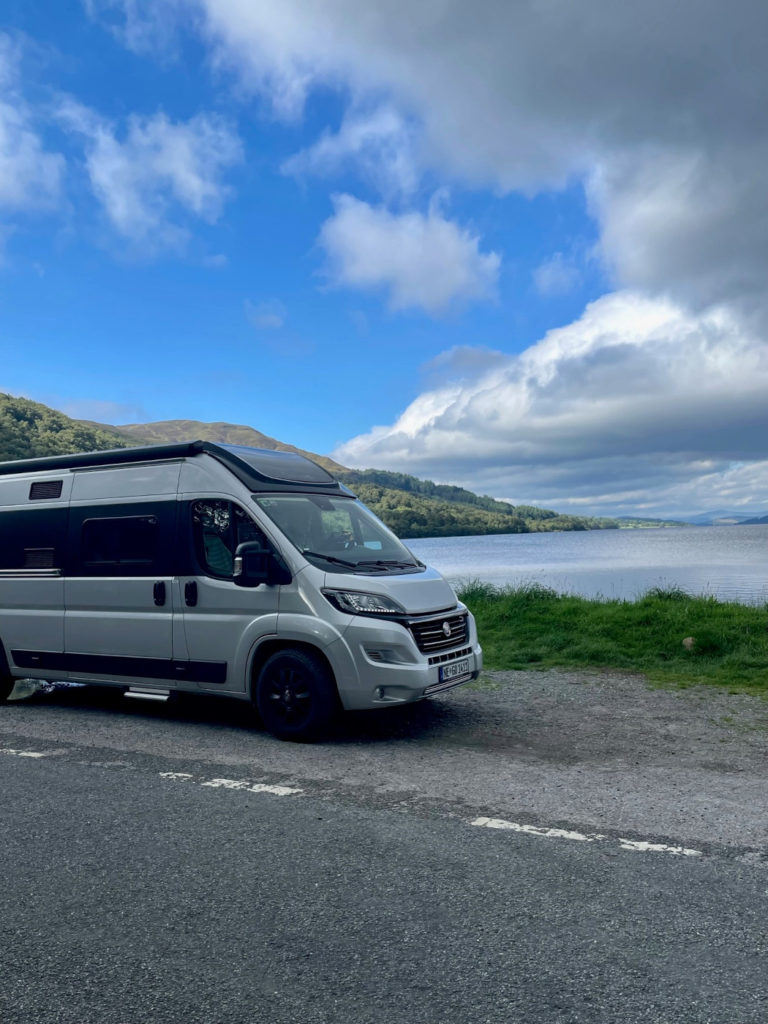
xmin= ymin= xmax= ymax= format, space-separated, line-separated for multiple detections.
xmin=29 ymin=480 xmax=63 ymax=500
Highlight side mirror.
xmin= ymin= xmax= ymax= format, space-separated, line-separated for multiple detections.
xmin=233 ymin=541 xmax=291 ymax=587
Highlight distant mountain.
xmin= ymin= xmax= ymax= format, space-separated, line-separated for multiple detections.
xmin=741 ymin=514 xmax=768 ymax=525
xmin=675 ymin=509 xmax=766 ymax=526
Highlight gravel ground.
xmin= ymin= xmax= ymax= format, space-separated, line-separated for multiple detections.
xmin=465 ymin=669 xmax=768 ymax=771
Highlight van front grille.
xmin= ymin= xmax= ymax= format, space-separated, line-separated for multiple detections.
xmin=409 ymin=613 xmax=468 ymax=654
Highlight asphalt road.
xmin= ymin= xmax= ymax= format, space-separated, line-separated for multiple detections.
xmin=2 ymin=673 xmax=768 ymax=1023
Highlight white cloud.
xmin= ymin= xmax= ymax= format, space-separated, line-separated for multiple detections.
xmin=82 ymin=0 xmax=184 ymax=57
xmin=0 ymin=34 xmax=63 ymax=215
xmin=56 ymin=396 xmax=149 ymax=423
xmin=57 ymin=99 xmax=242 ymax=250
xmin=533 ymin=253 xmax=581 ymax=297
xmin=202 ymin=251 xmax=228 ymax=267
xmin=333 ymin=291 xmax=768 ymax=516
xmin=318 ymin=193 xmax=499 ymax=314
xmin=245 ymin=298 xmax=285 ymax=329
xmin=282 ymin=104 xmax=419 ymax=198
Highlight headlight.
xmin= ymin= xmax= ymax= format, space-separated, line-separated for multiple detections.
xmin=322 ymin=589 xmax=405 ymax=616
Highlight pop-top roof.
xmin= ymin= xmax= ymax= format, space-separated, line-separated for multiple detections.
xmin=0 ymin=440 xmax=350 ymax=495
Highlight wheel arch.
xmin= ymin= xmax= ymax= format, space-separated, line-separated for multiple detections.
xmin=248 ymin=638 xmax=340 ymax=705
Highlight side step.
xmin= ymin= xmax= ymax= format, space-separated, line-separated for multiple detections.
xmin=125 ymin=687 xmax=170 ymax=702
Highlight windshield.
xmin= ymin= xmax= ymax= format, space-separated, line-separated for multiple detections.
xmin=254 ymin=494 xmax=424 ymax=574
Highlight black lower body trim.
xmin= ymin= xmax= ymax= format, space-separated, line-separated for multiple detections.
xmin=11 ymin=650 xmax=227 ymax=685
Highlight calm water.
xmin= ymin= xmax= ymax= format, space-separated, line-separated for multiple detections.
xmin=406 ymin=524 xmax=768 ymax=604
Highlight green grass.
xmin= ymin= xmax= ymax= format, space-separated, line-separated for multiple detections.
xmin=456 ymin=581 xmax=768 ymax=695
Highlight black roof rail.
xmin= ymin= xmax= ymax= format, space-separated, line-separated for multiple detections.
xmin=0 ymin=441 xmax=350 ymax=495
xmin=0 ymin=441 xmax=205 ymax=477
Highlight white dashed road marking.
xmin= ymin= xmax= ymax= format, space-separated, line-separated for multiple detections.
xmin=159 ymin=771 xmax=302 ymax=797
xmin=0 ymin=747 xmax=51 ymax=759
xmin=472 ymin=817 xmax=605 ymax=842
xmin=472 ymin=815 xmax=703 ymax=857
xmin=201 ymin=778 xmax=302 ymax=796
xmin=618 ymin=839 xmax=702 ymax=857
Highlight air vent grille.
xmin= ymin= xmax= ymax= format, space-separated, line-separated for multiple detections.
xmin=29 ymin=480 xmax=63 ymax=500
xmin=24 ymin=548 xmax=56 ymax=569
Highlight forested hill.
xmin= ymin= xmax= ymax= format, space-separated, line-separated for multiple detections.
xmin=0 ymin=392 xmax=619 ymax=536
xmin=0 ymin=393 xmax=131 ymax=461
xmin=338 ymin=469 xmax=617 ymax=536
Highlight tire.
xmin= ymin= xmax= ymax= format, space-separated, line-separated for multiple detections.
xmin=255 ymin=648 xmax=338 ymax=741
xmin=0 ymin=642 xmax=13 ymax=703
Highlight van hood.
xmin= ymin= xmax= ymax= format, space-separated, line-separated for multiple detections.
xmin=323 ymin=565 xmax=458 ymax=616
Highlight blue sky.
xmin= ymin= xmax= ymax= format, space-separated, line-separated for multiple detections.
xmin=2 ymin=2 xmax=768 ymax=517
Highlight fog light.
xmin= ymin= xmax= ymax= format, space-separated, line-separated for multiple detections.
xmin=374 ymin=687 xmax=385 ymax=700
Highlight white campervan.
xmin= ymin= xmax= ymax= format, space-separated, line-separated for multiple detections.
xmin=0 ymin=442 xmax=482 ymax=739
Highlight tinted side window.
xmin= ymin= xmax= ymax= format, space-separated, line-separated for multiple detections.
xmin=191 ymin=500 xmax=267 ymax=579
xmin=0 ymin=507 xmax=67 ymax=570
xmin=68 ymin=501 xmax=176 ymax=576
xmin=82 ymin=516 xmax=158 ymax=567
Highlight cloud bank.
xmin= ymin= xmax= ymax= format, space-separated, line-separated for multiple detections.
xmin=334 ymin=292 xmax=768 ymax=516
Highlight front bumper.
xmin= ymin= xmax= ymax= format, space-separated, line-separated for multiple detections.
xmin=329 ymin=611 xmax=483 ymax=710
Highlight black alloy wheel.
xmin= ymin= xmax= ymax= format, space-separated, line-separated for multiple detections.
xmin=255 ymin=648 xmax=338 ymax=741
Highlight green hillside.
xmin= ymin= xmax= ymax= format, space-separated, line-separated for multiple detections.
xmin=339 ymin=470 xmax=618 ymax=536
xmin=348 ymin=483 xmax=614 ymax=537
xmin=0 ymin=393 xmax=131 ymax=463
xmin=0 ymin=393 xmax=623 ymax=536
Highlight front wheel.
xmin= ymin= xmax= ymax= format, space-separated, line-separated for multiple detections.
xmin=0 ymin=677 xmax=13 ymax=703
xmin=255 ymin=649 xmax=338 ymax=741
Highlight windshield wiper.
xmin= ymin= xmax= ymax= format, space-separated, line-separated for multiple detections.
xmin=301 ymin=550 xmax=358 ymax=568
xmin=355 ymin=559 xmax=421 ymax=569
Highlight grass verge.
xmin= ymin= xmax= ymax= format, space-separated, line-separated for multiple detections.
xmin=457 ymin=581 xmax=768 ymax=695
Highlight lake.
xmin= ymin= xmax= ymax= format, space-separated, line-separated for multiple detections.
xmin=406 ymin=524 xmax=768 ymax=604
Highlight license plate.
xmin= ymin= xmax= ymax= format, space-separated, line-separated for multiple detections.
xmin=439 ymin=658 xmax=471 ymax=683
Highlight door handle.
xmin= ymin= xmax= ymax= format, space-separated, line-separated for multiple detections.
xmin=184 ymin=581 xmax=198 ymax=607
xmin=153 ymin=581 xmax=166 ymax=606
